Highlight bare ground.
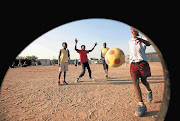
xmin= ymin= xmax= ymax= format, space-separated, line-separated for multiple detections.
xmin=0 ymin=62 xmax=164 ymax=121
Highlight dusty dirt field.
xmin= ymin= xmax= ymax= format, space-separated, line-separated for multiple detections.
xmin=0 ymin=62 xmax=164 ymax=121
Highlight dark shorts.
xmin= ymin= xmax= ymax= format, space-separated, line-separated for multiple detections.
xmin=102 ymin=60 xmax=108 ymax=70
xmin=130 ymin=60 xmax=151 ymax=80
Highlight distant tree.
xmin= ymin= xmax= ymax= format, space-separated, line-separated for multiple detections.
xmin=16 ymin=56 xmax=25 ymax=59
xmin=25 ymin=55 xmax=38 ymax=61
xmin=16 ymin=55 xmax=38 ymax=62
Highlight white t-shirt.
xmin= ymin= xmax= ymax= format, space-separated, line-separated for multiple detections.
xmin=129 ymin=37 xmax=147 ymax=63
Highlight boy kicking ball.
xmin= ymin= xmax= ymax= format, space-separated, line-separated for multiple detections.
xmin=129 ymin=27 xmax=153 ymax=117
xmin=74 ymin=38 xmax=97 ymax=83
xmin=58 ymin=42 xmax=70 ymax=86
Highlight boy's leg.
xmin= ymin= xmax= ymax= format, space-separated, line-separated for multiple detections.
xmin=133 ymin=77 xmax=143 ymax=102
xmin=75 ymin=63 xmax=85 ymax=83
xmin=130 ymin=63 xmax=147 ymax=116
xmin=139 ymin=61 xmax=151 ymax=91
xmin=103 ymin=60 xmax=107 ymax=76
xmin=141 ymin=77 xmax=152 ymax=102
xmin=86 ymin=63 xmax=92 ymax=78
xmin=133 ymin=77 xmax=148 ymax=116
xmin=105 ymin=63 xmax=108 ymax=78
xmin=58 ymin=71 xmax=62 ymax=85
xmin=141 ymin=78 xmax=151 ymax=91
xmin=79 ymin=63 xmax=86 ymax=78
xmin=63 ymin=63 xmax=68 ymax=84
xmin=139 ymin=61 xmax=152 ymax=102
xmin=63 ymin=71 xmax=68 ymax=85
xmin=130 ymin=63 xmax=143 ymax=102
xmin=105 ymin=69 xmax=107 ymax=74
xmin=64 ymin=71 xmax=66 ymax=81
xmin=59 ymin=71 xmax=62 ymax=80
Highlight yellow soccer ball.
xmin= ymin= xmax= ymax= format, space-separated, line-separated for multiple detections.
xmin=105 ymin=48 xmax=125 ymax=67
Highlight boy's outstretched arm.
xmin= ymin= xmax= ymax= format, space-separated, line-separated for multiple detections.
xmin=89 ymin=42 xmax=97 ymax=52
xmin=136 ymin=38 xmax=151 ymax=46
xmin=75 ymin=38 xmax=79 ymax=51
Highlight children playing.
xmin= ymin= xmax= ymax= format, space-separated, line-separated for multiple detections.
xmin=129 ymin=27 xmax=152 ymax=117
xmin=74 ymin=38 xmax=97 ymax=83
xmin=100 ymin=42 xmax=109 ymax=79
xmin=58 ymin=42 xmax=70 ymax=85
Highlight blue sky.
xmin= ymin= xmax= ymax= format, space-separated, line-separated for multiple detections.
xmin=18 ymin=18 xmax=155 ymax=59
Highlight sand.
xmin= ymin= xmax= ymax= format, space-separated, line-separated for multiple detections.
xmin=0 ymin=62 xmax=164 ymax=121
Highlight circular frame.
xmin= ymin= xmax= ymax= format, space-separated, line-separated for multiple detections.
xmin=0 ymin=18 xmax=170 ymax=121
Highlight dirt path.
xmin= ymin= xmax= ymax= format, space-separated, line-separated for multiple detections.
xmin=0 ymin=62 xmax=164 ymax=120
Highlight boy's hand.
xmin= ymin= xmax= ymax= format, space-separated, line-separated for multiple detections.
xmin=135 ymin=37 xmax=151 ymax=46
xmin=94 ymin=42 xmax=97 ymax=46
xmin=135 ymin=37 xmax=142 ymax=42
xmin=135 ymin=37 xmax=142 ymax=44
xmin=75 ymin=38 xmax=78 ymax=43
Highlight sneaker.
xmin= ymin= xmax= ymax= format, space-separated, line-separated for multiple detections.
xmin=75 ymin=78 xmax=79 ymax=83
xmin=90 ymin=78 xmax=95 ymax=81
xmin=147 ymin=90 xmax=153 ymax=103
xmin=58 ymin=81 xmax=60 ymax=86
xmin=105 ymin=74 xmax=108 ymax=79
xmin=63 ymin=81 xmax=68 ymax=85
xmin=135 ymin=105 xmax=147 ymax=117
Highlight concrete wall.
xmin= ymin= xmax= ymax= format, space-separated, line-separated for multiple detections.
xmin=126 ymin=52 xmax=160 ymax=62
xmin=146 ymin=53 xmax=160 ymax=62
xmin=38 ymin=59 xmax=51 ymax=65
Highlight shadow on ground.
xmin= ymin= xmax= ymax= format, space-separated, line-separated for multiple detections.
xmin=59 ymin=79 xmax=164 ymax=86
xmin=143 ymin=111 xmax=159 ymax=117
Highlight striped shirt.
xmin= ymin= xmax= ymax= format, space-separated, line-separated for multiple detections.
xmin=129 ymin=37 xmax=147 ymax=64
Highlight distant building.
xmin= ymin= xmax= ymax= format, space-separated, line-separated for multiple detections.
xmin=68 ymin=59 xmax=76 ymax=64
xmin=68 ymin=59 xmax=81 ymax=65
xmin=126 ymin=52 xmax=160 ymax=62
xmin=89 ymin=58 xmax=102 ymax=64
xmin=50 ymin=59 xmax=58 ymax=65
xmin=38 ymin=59 xmax=51 ymax=65
xmin=146 ymin=52 xmax=160 ymax=62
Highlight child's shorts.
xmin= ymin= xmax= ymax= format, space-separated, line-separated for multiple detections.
xmin=130 ymin=60 xmax=151 ymax=79
xmin=59 ymin=62 xmax=68 ymax=72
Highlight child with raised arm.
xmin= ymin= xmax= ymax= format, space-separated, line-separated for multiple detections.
xmin=74 ymin=38 xmax=97 ymax=83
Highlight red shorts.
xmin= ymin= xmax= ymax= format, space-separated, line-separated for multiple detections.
xmin=130 ymin=61 xmax=151 ymax=80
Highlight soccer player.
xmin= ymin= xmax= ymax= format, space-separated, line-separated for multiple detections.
xmin=129 ymin=27 xmax=152 ymax=117
xmin=58 ymin=42 xmax=70 ymax=85
xmin=100 ymin=42 xmax=109 ymax=79
xmin=74 ymin=38 xmax=97 ymax=83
